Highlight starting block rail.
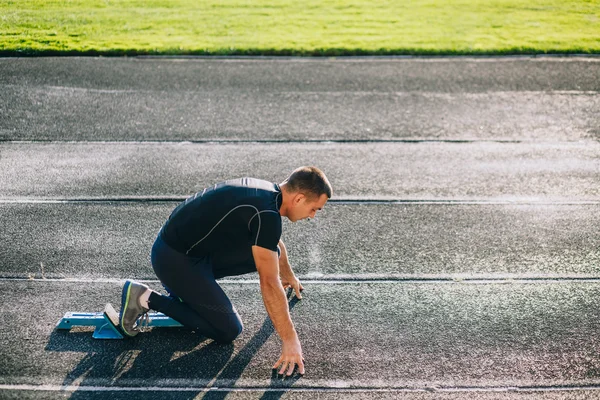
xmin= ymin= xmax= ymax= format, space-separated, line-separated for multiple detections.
xmin=56 ymin=303 xmax=182 ymax=339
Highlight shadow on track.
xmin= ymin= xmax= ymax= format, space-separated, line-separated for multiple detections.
xmin=45 ymin=290 xmax=302 ymax=400
xmin=203 ymin=294 xmax=302 ymax=400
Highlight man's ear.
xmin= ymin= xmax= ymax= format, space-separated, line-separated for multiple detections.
xmin=293 ymin=193 xmax=305 ymax=204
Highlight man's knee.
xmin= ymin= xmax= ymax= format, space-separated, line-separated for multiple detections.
xmin=216 ymin=316 xmax=243 ymax=344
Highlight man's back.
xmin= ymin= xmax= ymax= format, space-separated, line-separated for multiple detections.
xmin=160 ymin=178 xmax=283 ymax=275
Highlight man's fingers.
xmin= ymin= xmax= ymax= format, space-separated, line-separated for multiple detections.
xmin=293 ymin=281 xmax=304 ymax=299
xmin=274 ymin=358 xmax=305 ymax=376
xmin=292 ymin=280 xmax=302 ymax=299
xmin=279 ymin=361 xmax=290 ymax=375
xmin=288 ymin=358 xmax=304 ymax=376
xmin=286 ymin=362 xmax=296 ymax=376
xmin=298 ymin=358 xmax=305 ymax=375
xmin=272 ymin=357 xmax=284 ymax=370
xmin=291 ymin=357 xmax=305 ymax=376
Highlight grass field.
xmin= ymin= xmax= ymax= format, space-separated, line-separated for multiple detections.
xmin=1 ymin=0 xmax=599 ymax=56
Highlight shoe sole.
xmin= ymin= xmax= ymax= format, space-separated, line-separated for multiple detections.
xmin=120 ymin=280 xmax=138 ymax=337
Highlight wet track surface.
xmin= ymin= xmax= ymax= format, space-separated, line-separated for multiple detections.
xmin=1 ymin=57 xmax=599 ymax=142
xmin=1 ymin=141 xmax=599 ymax=201
xmin=0 ymin=56 xmax=599 ymax=399
xmin=1 ymin=202 xmax=599 ymax=279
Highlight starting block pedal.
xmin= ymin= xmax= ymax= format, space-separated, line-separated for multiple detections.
xmin=56 ymin=303 xmax=183 ymax=339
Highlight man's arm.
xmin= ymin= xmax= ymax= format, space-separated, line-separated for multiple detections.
xmin=252 ymin=245 xmax=305 ymax=376
xmin=278 ymin=239 xmax=303 ymax=299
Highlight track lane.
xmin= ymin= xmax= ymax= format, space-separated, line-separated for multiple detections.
xmin=1 ymin=141 xmax=598 ymax=201
xmin=1 ymin=202 xmax=597 ymax=279
xmin=1 ymin=281 xmax=600 ymax=390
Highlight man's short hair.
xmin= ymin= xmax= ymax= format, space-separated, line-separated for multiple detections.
xmin=284 ymin=166 xmax=333 ymax=199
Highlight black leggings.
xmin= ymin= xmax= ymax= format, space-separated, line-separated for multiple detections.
xmin=148 ymin=235 xmax=244 ymax=343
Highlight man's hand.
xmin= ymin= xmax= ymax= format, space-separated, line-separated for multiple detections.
xmin=280 ymin=270 xmax=304 ymax=299
xmin=273 ymin=337 xmax=305 ymax=376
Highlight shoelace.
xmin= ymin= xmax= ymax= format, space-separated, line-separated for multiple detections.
xmin=137 ymin=311 xmax=151 ymax=333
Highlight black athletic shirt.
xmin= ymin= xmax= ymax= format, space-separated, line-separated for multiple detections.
xmin=159 ymin=178 xmax=283 ymax=276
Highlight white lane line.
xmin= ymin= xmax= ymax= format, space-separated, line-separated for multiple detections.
xmin=3 ymin=137 xmax=599 ymax=144
xmin=2 ymin=383 xmax=600 ymax=393
xmin=133 ymin=54 xmax=600 ymax=62
xmin=1 ymin=198 xmax=599 ymax=205
xmin=4 ymin=83 xmax=600 ymax=96
xmin=2 ymin=276 xmax=600 ymax=284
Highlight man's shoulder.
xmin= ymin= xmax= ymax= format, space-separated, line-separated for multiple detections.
xmin=193 ymin=178 xmax=280 ymax=215
xmin=222 ymin=177 xmax=278 ymax=193
xmin=217 ymin=178 xmax=280 ymax=204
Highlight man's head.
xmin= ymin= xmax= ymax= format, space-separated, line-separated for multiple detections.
xmin=280 ymin=166 xmax=333 ymax=222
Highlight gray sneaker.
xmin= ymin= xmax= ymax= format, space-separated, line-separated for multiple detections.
xmin=119 ymin=280 xmax=150 ymax=337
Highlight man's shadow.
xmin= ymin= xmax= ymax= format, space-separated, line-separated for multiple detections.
xmin=46 ymin=290 xmax=302 ymax=400
xmin=47 ymin=328 xmax=233 ymax=399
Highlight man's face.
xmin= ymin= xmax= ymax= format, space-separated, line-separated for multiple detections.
xmin=288 ymin=193 xmax=328 ymax=222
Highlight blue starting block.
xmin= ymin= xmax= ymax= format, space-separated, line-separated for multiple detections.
xmin=56 ymin=303 xmax=182 ymax=339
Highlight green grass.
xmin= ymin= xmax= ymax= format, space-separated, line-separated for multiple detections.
xmin=1 ymin=0 xmax=599 ymax=56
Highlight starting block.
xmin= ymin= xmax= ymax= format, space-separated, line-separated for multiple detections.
xmin=55 ymin=303 xmax=183 ymax=339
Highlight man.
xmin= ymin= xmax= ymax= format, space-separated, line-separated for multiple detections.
xmin=119 ymin=166 xmax=332 ymax=376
